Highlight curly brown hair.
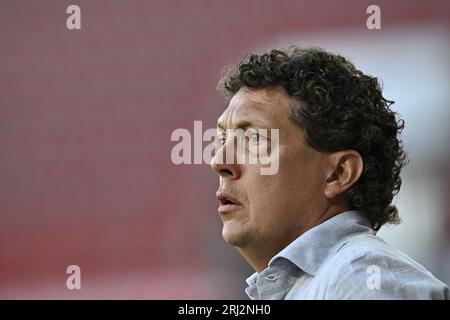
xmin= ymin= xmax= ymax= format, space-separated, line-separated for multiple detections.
xmin=218 ymin=46 xmax=407 ymax=230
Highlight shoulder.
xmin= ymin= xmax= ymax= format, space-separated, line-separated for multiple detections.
xmin=323 ymin=233 xmax=449 ymax=299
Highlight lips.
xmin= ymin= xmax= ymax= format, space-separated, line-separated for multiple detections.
xmin=216 ymin=191 xmax=242 ymax=214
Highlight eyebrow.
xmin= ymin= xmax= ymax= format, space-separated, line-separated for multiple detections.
xmin=217 ymin=120 xmax=268 ymax=130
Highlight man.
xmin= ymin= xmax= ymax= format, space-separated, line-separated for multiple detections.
xmin=210 ymin=46 xmax=449 ymax=299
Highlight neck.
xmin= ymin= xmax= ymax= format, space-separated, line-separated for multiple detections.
xmin=236 ymin=245 xmax=277 ymax=272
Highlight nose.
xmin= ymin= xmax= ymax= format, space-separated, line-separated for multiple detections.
xmin=210 ymin=136 xmax=241 ymax=180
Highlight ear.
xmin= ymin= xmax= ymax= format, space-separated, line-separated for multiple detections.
xmin=324 ymin=150 xmax=363 ymax=199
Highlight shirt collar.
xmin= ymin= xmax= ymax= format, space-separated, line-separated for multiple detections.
xmin=268 ymin=210 xmax=375 ymax=276
xmin=245 ymin=210 xmax=375 ymax=299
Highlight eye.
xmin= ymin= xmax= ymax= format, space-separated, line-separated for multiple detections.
xmin=246 ymin=130 xmax=264 ymax=145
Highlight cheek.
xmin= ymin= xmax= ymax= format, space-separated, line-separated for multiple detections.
xmin=266 ymin=149 xmax=322 ymax=205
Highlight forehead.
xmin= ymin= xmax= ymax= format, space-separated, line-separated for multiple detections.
xmin=217 ymin=87 xmax=294 ymax=129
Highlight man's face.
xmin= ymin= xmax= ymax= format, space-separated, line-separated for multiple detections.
xmin=211 ymin=87 xmax=330 ymax=254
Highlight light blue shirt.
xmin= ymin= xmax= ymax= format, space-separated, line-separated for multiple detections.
xmin=245 ymin=211 xmax=449 ymax=300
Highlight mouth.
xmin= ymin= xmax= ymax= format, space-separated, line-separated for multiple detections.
xmin=216 ymin=191 xmax=242 ymax=214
